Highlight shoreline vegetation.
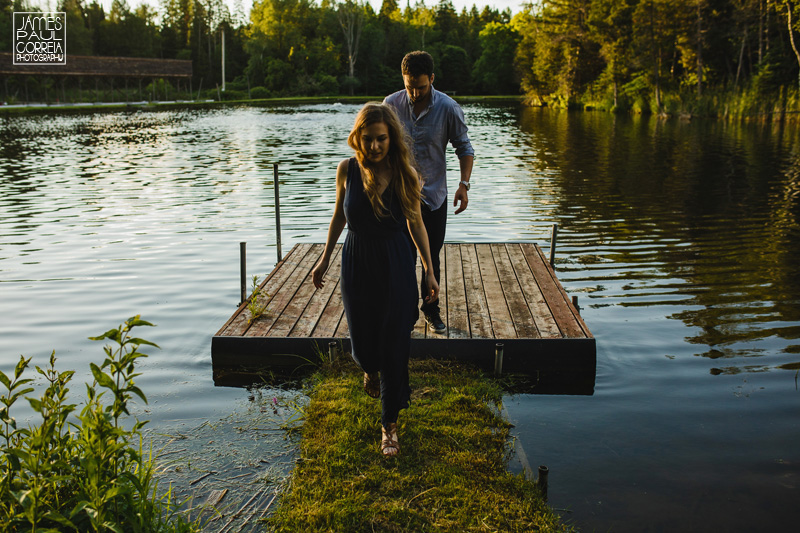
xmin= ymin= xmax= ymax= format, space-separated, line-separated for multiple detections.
xmin=266 ymin=356 xmax=571 ymax=532
xmin=0 ymin=94 xmax=524 ymax=114
xmin=4 ymin=1 xmax=800 ymax=124
xmin=0 ymin=317 xmax=197 ymax=532
xmin=564 ymin=85 xmax=800 ymax=122
xmin=2 ymin=90 xmax=799 ymax=122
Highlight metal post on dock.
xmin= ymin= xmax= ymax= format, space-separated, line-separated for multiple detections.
xmin=328 ymin=341 xmax=338 ymax=363
xmin=494 ymin=343 xmax=504 ymax=376
xmin=549 ymin=223 xmax=558 ymax=268
xmin=537 ymin=465 xmax=549 ymax=501
xmin=273 ymin=163 xmax=282 ymax=263
xmin=240 ymin=242 xmax=247 ymax=305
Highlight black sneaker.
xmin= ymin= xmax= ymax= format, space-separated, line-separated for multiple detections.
xmin=425 ymin=312 xmax=446 ymax=333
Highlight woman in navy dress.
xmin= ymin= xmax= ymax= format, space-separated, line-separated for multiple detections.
xmin=312 ymin=103 xmax=438 ymax=457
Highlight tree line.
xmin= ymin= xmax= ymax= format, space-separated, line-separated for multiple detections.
xmin=2 ymin=0 xmax=800 ymax=113
xmin=516 ymin=0 xmax=800 ymax=113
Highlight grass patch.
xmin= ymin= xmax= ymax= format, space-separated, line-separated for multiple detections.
xmin=267 ymin=359 xmax=571 ymax=532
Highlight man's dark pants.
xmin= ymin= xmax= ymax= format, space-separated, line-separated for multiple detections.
xmin=419 ymin=198 xmax=447 ymax=317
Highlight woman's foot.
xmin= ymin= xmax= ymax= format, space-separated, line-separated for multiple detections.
xmin=381 ymin=423 xmax=399 ymax=457
xmin=363 ymin=372 xmax=380 ymax=399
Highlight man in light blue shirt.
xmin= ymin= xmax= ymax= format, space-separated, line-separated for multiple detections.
xmin=384 ymin=50 xmax=474 ymax=333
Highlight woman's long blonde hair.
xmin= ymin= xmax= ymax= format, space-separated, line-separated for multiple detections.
xmin=347 ymin=103 xmax=422 ymax=221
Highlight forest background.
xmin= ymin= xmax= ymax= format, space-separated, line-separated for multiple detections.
xmin=2 ymin=0 xmax=800 ymax=116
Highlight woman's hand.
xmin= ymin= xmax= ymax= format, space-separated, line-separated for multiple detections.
xmin=312 ymin=257 xmax=330 ymax=289
xmin=424 ymin=270 xmax=439 ymax=303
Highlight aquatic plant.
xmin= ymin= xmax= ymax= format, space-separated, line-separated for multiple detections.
xmin=247 ymin=275 xmax=270 ymax=324
xmin=0 ymin=316 xmax=197 ymax=532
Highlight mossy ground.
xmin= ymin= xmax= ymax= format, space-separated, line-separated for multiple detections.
xmin=266 ymin=359 xmax=572 ymax=532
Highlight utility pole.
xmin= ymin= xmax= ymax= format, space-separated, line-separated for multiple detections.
xmin=222 ymin=27 xmax=226 ymax=92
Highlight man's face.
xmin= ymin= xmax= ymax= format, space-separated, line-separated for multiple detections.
xmin=403 ymin=73 xmax=434 ymax=105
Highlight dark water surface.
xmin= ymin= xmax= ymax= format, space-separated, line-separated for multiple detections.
xmin=2 ymin=104 xmax=799 ymax=530
xmin=504 ymin=111 xmax=800 ymax=531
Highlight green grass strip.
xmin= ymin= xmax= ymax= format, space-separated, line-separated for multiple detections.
xmin=267 ymin=360 xmax=572 ymax=532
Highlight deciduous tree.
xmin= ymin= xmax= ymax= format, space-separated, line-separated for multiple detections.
xmin=472 ymin=21 xmax=520 ymax=94
xmin=337 ymin=0 xmax=365 ymax=93
xmin=783 ymin=0 xmax=800 ymax=86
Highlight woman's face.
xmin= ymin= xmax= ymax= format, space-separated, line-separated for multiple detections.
xmin=361 ymin=121 xmax=391 ymax=165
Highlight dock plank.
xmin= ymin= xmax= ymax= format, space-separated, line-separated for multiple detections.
xmin=312 ymin=278 xmax=345 ymax=338
xmin=490 ymin=243 xmax=539 ymax=339
xmin=532 ymin=244 xmax=593 ymax=338
xmin=445 ymin=244 xmax=469 ymax=339
xmin=461 ymin=243 xmax=493 ymax=339
xmin=505 ymin=244 xmax=560 ymax=338
xmin=333 ymin=310 xmax=348 ymax=338
xmin=522 ymin=243 xmax=584 ymax=338
xmin=267 ymin=244 xmax=326 ymax=337
xmin=288 ymin=244 xmax=343 ymax=337
xmin=476 ymin=244 xmax=516 ymax=339
xmin=247 ymin=244 xmax=322 ymax=337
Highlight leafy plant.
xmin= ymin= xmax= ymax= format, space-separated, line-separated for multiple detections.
xmin=0 ymin=316 xmax=197 ymax=532
xmin=247 ymin=275 xmax=270 ymax=324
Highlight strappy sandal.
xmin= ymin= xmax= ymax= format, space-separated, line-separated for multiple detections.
xmin=363 ymin=372 xmax=380 ymax=399
xmin=381 ymin=423 xmax=399 ymax=457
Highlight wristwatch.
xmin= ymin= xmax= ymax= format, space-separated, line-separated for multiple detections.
xmin=459 ymin=180 xmax=470 ymax=191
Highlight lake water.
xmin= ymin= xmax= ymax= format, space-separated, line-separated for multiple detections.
xmin=1 ymin=103 xmax=799 ymax=531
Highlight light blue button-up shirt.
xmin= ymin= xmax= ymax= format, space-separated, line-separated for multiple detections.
xmin=384 ymin=88 xmax=474 ymax=210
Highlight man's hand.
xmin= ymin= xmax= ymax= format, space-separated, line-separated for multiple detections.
xmin=453 ymin=184 xmax=469 ymax=214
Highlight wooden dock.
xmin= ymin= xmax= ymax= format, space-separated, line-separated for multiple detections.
xmin=212 ymin=242 xmax=596 ymax=394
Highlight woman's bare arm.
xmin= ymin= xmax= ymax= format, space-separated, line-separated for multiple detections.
xmin=312 ymin=159 xmax=348 ymax=289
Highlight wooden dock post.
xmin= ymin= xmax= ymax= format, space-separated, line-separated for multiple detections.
xmin=328 ymin=341 xmax=338 ymax=363
xmin=537 ymin=465 xmax=549 ymax=501
xmin=549 ymin=223 xmax=558 ymax=267
xmin=494 ymin=343 xmax=504 ymax=376
xmin=273 ymin=163 xmax=282 ymax=263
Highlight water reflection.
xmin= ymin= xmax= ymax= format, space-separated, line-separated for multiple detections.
xmin=514 ymin=109 xmax=800 ymax=373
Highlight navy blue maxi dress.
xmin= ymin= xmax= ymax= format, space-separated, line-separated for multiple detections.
xmin=340 ymin=158 xmax=418 ymax=428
